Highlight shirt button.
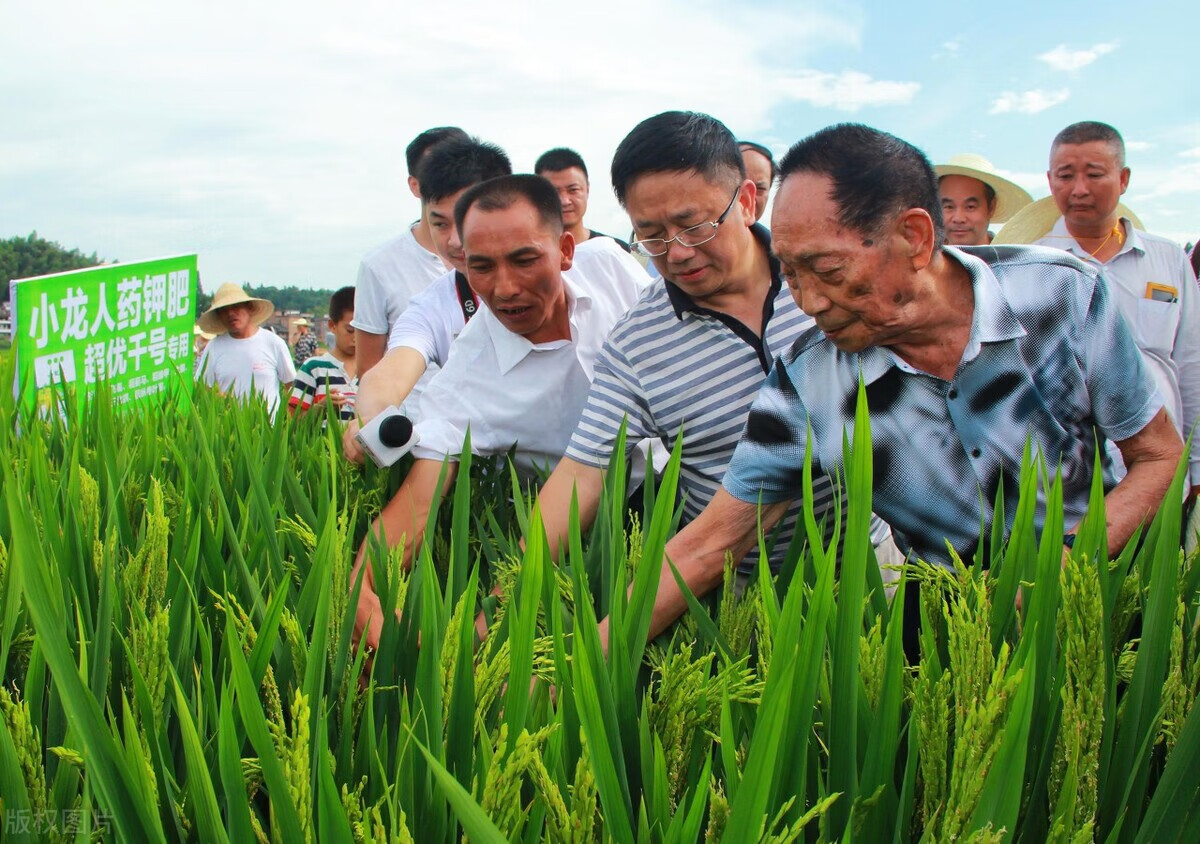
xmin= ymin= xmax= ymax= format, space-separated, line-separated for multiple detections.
xmin=971 ymin=447 xmax=981 ymax=458
xmin=948 ymin=389 xmax=958 ymax=399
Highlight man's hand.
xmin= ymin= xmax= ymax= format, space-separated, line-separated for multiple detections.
xmin=343 ymin=419 xmax=365 ymax=464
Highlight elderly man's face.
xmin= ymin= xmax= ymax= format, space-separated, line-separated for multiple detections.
xmin=1048 ymin=140 xmax=1129 ymax=230
xmin=771 ymin=173 xmax=918 ymax=353
xmin=939 ymin=175 xmax=994 ymax=246
xmin=220 ymin=303 xmax=255 ymax=339
xmin=461 ymin=197 xmax=573 ymax=345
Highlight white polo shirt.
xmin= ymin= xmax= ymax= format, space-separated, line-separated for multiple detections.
xmin=388 ymin=236 xmax=651 ymax=410
xmin=351 ymin=224 xmax=447 ymax=336
xmin=412 ymin=272 xmax=642 ymax=477
xmin=1037 ymin=217 xmax=1200 ymax=484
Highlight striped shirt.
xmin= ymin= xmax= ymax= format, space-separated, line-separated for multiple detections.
xmin=564 ymin=225 xmax=837 ymax=568
xmin=288 ymin=353 xmax=357 ymax=422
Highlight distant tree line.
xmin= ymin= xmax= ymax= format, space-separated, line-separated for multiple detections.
xmin=1 ymin=232 xmax=104 ymax=303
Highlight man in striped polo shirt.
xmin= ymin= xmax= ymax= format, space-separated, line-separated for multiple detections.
xmin=533 ymin=111 xmax=862 ymax=574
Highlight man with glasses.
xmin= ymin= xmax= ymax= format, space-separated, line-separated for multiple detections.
xmin=529 ymin=111 xmax=875 ymax=575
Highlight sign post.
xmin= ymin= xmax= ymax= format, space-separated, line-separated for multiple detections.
xmin=10 ymin=255 xmax=197 ymax=413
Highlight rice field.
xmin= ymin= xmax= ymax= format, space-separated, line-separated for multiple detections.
xmin=0 ymin=358 xmax=1198 ymax=842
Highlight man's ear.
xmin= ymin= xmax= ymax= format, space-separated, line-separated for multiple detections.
xmin=897 ymin=208 xmax=937 ymax=270
xmin=737 ymin=179 xmax=756 ymax=224
xmin=560 ymin=231 xmax=576 ymax=272
xmin=1119 ymin=166 xmax=1131 ymax=195
xmin=408 ymin=175 xmax=420 ymax=199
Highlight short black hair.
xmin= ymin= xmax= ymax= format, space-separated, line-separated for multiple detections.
xmin=779 ymin=123 xmax=944 ymax=249
xmin=454 ymin=174 xmax=564 ymax=239
xmin=937 ymin=175 xmax=997 ymax=210
xmin=535 ymin=147 xmax=588 ymax=179
xmin=328 ymin=286 xmax=355 ymax=323
xmin=417 ymin=137 xmax=513 ymax=204
xmin=611 ymin=111 xmax=745 ymax=206
xmin=1051 ymin=120 xmax=1126 ymax=167
xmin=405 ymin=126 xmax=469 ymax=177
xmin=739 ymin=141 xmax=779 ymax=180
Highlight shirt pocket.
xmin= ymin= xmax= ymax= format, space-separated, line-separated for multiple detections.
xmin=1134 ymin=298 xmax=1177 ymax=358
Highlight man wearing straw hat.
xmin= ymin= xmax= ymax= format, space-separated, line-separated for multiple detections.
xmin=196 ymin=282 xmax=295 ymax=414
xmin=291 ymin=317 xmax=317 ymax=367
xmin=935 ymin=153 xmax=1032 ymax=246
xmin=996 ymin=120 xmax=1200 ymax=503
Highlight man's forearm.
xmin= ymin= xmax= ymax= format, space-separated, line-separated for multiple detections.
xmin=356 ymin=331 xmax=387 ymax=378
xmin=356 ymin=347 xmax=429 ymax=424
xmin=1106 ymin=408 xmax=1186 ymax=553
xmin=535 ymin=457 xmax=606 ymax=561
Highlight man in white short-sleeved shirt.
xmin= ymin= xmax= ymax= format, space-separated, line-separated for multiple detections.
xmin=350 ymin=175 xmax=645 ymax=650
xmin=998 ymin=120 xmax=1200 ymax=496
xmin=352 ymin=127 xmax=468 ymax=376
xmin=196 ymin=283 xmax=295 ymax=415
xmin=343 ymin=136 xmax=514 ymax=463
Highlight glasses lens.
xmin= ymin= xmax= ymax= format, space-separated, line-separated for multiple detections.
xmin=633 ymin=239 xmax=667 ymax=257
xmin=676 ymin=222 xmax=718 ymax=248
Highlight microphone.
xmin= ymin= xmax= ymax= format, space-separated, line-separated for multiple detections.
xmin=355 ymin=406 xmax=420 ymax=468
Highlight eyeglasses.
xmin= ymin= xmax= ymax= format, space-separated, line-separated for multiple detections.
xmin=630 ymin=188 xmax=741 ymax=258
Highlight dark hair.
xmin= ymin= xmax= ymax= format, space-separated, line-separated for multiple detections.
xmin=611 ymin=111 xmax=745 ymax=206
xmin=779 ymin=123 xmax=944 ymax=248
xmin=328 ymin=286 xmax=355 ymax=323
xmin=535 ymin=147 xmax=588 ymax=179
xmin=739 ymin=141 xmax=779 ymax=180
xmin=1191 ymin=242 xmax=1199 ymax=279
xmin=417 ymin=137 xmax=513 ymax=203
xmin=453 ymin=174 xmax=564 ymax=238
xmin=405 ymin=126 xmax=469 ymax=177
xmin=1051 ymin=120 xmax=1126 ymax=167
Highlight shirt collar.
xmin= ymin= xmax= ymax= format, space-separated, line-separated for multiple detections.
xmin=1048 ymin=214 xmax=1144 ymax=261
xmin=859 ymin=247 xmax=1026 ymax=385
xmin=486 ymin=275 xmax=589 ymax=375
xmin=663 ymin=223 xmax=780 ymax=319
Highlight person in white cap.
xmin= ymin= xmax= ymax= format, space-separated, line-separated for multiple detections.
xmin=996 ymin=120 xmax=1200 ymax=503
xmin=934 ymin=153 xmax=1032 ymax=246
xmin=196 ymin=282 xmax=295 ymax=414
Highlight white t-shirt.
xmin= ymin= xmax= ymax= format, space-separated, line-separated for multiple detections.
xmin=351 ymin=224 xmax=447 ymax=336
xmin=412 ymin=270 xmax=644 ymax=477
xmin=197 ymin=328 xmax=296 ymax=413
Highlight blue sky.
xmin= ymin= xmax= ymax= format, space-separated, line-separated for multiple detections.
xmin=2 ymin=0 xmax=1196 ymax=291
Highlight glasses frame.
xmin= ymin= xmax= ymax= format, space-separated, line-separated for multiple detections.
xmin=630 ymin=187 xmax=742 ymax=258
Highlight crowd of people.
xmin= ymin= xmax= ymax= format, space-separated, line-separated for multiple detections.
xmin=192 ymin=112 xmax=1200 ymax=654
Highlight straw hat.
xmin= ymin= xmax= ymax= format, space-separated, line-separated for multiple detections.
xmin=192 ymin=325 xmax=215 ymax=341
xmin=934 ymin=154 xmax=1034 ymax=223
xmin=993 ymin=196 xmax=1145 ymax=245
xmin=197 ymin=283 xmax=274 ymax=335
xmin=293 ymin=317 xmax=311 ymax=328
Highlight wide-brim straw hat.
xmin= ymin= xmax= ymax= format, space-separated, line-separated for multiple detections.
xmin=193 ymin=325 xmax=216 ymax=341
xmin=993 ymin=196 xmax=1145 ymax=245
xmin=934 ymin=153 xmax=1034 ymax=224
xmin=293 ymin=318 xmax=311 ymax=327
xmin=197 ymin=282 xmax=274 ymax=335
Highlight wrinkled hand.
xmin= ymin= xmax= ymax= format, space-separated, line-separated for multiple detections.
xmin=343 ymin=419 xmax=365 ymax=464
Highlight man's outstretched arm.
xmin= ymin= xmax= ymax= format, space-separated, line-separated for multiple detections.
xmin=344 ymin=346 xmax=429 ymax=463
xmin=1103 ymin=407 xmax=1185 ymax=552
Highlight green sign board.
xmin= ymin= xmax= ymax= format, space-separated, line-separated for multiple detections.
xmin=10 ymin=255 xmax=198 ymax=413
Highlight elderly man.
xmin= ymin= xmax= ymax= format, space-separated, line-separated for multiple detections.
xmin=934 ymin=153 xmax=1032 ymax=246
xmin=618 ymin=123 xmax=1182 ymax=647
xmin=351 ymin=174 xmax=647 ymax=649
xmin=998 ymin=121 xmax=1199 ymax=499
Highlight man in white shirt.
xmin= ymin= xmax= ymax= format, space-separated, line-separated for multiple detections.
xmin=352 ymin=127 xmax=468 ymax=376
xmin=343 ymin=136 xmax=513 ymax=462
xmin=196 ymin=283 xmax=295 ymax=414
xmin=998 ymin=121 xmax=1200 ymax=498
xmin=351 ymin=174 xmax=646 ymax=649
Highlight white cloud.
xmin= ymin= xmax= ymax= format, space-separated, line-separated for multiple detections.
xmin=1038 ymin=42 xmax=1118 ymax=72
xmin=989 ymin=89 xmax=1070 ymax=115
xmin=1181 ymin=147 xmax=1200 ymax=159
xmin=1126 ymin=141 xmax=1154 ymax=152
xmin=0 ymin=0 xmax=872 ymax=287
xmin=772 ymin=71 xmax=919 ymax=112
